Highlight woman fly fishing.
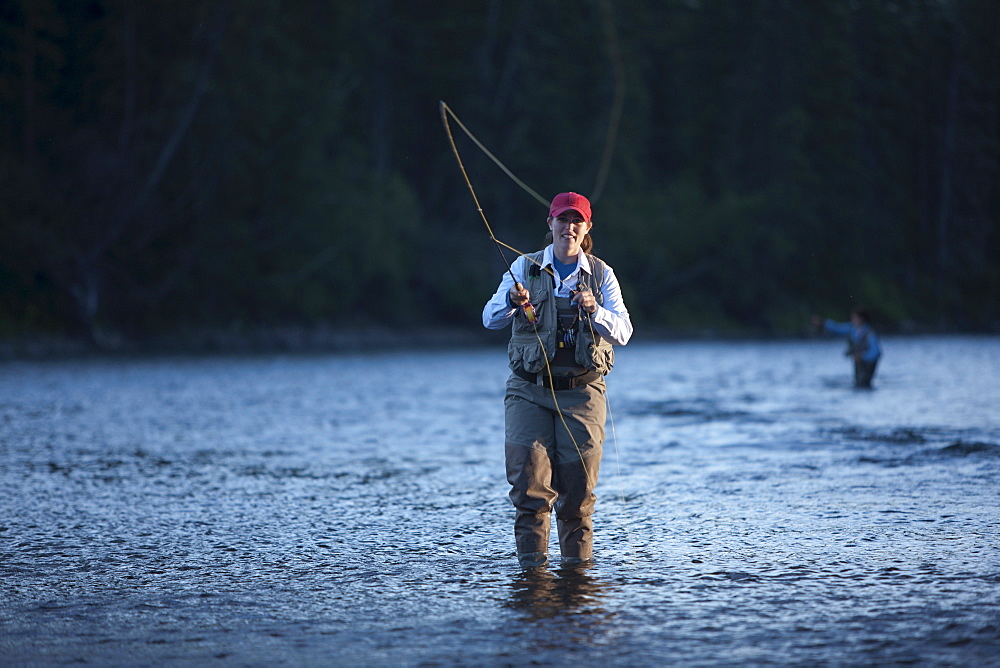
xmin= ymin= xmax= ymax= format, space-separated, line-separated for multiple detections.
xmin=482 ymin=192 xmax=633 ymax=567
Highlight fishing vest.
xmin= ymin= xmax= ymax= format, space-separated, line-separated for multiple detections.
xmin=508 ymin=251 xmax=615 ymax=376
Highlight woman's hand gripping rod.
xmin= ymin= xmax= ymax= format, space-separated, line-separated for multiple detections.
xmin=508 ymin=280 xmax=538 ymax=324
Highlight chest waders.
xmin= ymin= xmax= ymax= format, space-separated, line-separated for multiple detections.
xmin=504 ymin=251 xmax=612 ymax=567
xmin=848 ymin=329 xmax=879 ymax=389
xmin=845 ymin=328 xmax=878 ymax=389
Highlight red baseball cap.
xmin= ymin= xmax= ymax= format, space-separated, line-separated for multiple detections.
xmin=548 ymin=192 xmax=592 ymax=221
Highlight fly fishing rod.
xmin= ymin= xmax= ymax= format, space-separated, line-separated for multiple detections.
xmin=439 ymin=101 xmax=538 ymax=324
xmin=439 ymin=99 xmax=638 ymax=563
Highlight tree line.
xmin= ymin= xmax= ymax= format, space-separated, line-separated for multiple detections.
xmin=1 ymin=0 xmax=997 ymax=350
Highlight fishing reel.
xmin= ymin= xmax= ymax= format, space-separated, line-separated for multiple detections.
xmin=522 ymin=301 xmax=538 ymax=325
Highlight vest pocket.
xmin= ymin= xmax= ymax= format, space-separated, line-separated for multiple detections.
xmin=508 ymin=337 xmax=546 ymax=373
xmin=594 ymin=344 xmax=614 ymax=374
xmin=577 ymin=335 xmax=615 ymax=375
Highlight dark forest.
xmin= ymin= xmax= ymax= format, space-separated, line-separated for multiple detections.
xmin=2 ymin=0 xmax=998 ymax=351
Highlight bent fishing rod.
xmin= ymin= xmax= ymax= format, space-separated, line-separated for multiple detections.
xmin=439 ymin=100 xmax=540 ymax=323
xmin=439 ymin=101 xmax=592 ymax=322
xmin=439 ymin=100 xmax=637 ymax=559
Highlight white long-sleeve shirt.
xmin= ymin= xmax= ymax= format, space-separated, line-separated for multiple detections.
xmin=482 ymin=246 xmax=633 ymax=346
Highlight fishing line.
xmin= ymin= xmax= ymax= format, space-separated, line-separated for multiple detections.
xmin=440 ymin=100 xmax=635 ymax=561
xmin=440 ymin=102 xmax=548 ymax=208
xmin=591 ymin=0 xmax=626 ymax=202
xmin=439 ymin=101 xmax=582 ymax=296
xmin=601 ymin=366 xmax=639 ymax=563
xmin=575 ymin=270 xmax=638 ymax=563
xmin=440 ymin=101 xmax=540 ymax=323
xmin=440 ymin=100 xmax=591 ymax=480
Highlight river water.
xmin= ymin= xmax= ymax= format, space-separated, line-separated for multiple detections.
xmin=1 ymin=336 xmax=998 ymax=666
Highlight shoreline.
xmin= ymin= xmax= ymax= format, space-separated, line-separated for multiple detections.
xmin=2 ymin=322 xmax=997 ymax=362
xmin=0 ymin=325 xmax=507 ymax=362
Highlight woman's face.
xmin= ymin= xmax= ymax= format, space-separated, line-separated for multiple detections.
xmin=548 ymin=210 xmax=592 ymax=258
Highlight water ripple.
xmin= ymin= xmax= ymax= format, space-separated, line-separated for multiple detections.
xmin=1 ymin=339 xmax=998 ymax=665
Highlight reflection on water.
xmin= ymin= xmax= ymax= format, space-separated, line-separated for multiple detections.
xmin=1 ymin=337 xmax=998 ymax=665
xmin=507 ymin=564 xmax=612 ymax=621
xmin=505 ymin=565 xmax=617 ymax=659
